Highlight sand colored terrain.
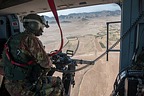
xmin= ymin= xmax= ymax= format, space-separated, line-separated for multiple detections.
xmin=64 ymin=35 xmax=119 ymax=96
xmin=0 ymin=15 xmax=121 ymax=96
xmin=39 ymin=16 xmax=121 ymax=96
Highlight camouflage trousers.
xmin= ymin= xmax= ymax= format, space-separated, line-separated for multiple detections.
xmin=4 ymin=76 xmax=65 ymax=96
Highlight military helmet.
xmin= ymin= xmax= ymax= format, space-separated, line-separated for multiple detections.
xmin=23 ymin=14 xmax=49 ymax=36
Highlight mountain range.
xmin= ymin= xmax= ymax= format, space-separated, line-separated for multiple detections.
xmin=44 ymin=10 xmax=121 ymax=23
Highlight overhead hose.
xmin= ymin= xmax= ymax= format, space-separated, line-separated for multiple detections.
xmin=47 ymin=0 xmax=64 ymax=56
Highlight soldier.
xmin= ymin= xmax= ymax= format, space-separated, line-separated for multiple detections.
xmin=1 ymin=14 xmax=64 ymax=96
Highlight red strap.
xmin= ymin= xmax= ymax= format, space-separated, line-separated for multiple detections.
xmin=47 ymin=0 xmax=63 ymax=56
xmin=4 ymin=44 xmax=34 ymax=67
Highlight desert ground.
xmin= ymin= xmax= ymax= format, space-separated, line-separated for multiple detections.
xmin=39 ymin=15 xmax=121 ymax=96
xmin=0 ymin=15 xmax=121 ymax=96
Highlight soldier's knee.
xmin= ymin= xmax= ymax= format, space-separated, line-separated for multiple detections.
xmin=48 ymin=76 xmax=65 ymax=96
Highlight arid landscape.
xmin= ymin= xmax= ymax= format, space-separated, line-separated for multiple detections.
xmin=39 ymin=10 xmax=121 ymax=96
xmin=0 ymin=10 xmax=121 ymax=96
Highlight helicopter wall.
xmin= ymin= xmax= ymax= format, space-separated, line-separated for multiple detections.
xmin=0 ymin=14 xmax=20 ymax=58
xmin=138 ymin=0 xmax=144 ymax=57
xmin=120 ymin=0 xmax=140 ymax=70
xmin=120 ymin=0 xmax=144 ymax=71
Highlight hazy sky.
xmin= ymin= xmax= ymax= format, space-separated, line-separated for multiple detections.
xmin=39 ymin=3 xmax=121 ymax=17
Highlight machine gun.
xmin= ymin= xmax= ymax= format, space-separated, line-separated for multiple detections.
xmin=49 ymin=50 xmax=94 ymax=96
xmin=49 ymin=50 xmax=76 ymax=95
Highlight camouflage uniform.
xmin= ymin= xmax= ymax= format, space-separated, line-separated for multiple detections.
xmin=2 ymin=31 xmax=64 ymax=96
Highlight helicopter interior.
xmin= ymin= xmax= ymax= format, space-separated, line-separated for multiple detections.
xmin=1 ymin=0 xmax=144 ymax=96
